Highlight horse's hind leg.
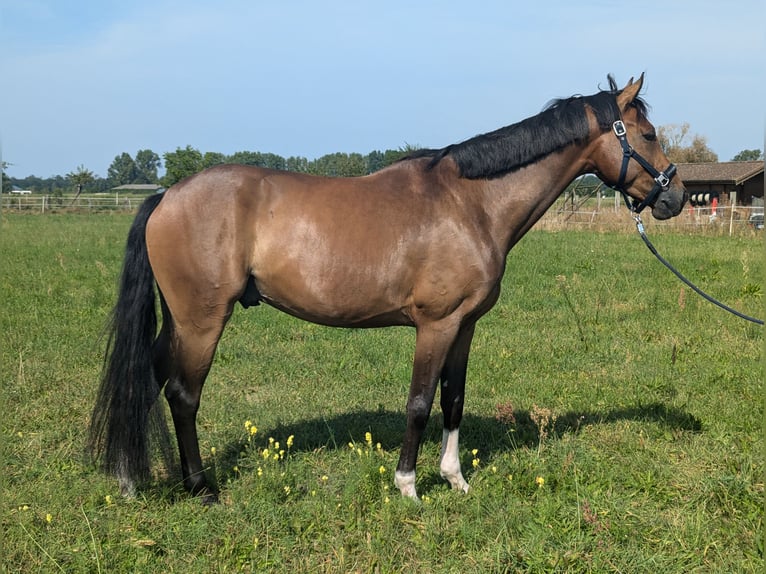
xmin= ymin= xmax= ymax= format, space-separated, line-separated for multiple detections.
xmin=163 ymin=307 xmax=233 ymax=501
xmin=438 ymin=322 xmax=476 ymax=493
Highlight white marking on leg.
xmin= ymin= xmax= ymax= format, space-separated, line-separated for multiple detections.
xmin=440 ymin=428 xmax=469 ymax=493
xmin=394 ymin=470 xmax=418 ymax=499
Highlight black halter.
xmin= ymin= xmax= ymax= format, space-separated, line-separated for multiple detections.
xmin=609 ymin=120 xmax=677 ymax=214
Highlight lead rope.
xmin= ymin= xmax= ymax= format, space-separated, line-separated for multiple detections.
xmin=631 ymin=212 xmax=764 ymax=325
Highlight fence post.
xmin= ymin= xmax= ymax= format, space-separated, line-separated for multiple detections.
xmin=729 ymin=192 xmax=736 ymax=237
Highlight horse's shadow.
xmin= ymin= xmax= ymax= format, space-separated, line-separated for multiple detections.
xmin=201 ymin=401 xmax=701 ymax=495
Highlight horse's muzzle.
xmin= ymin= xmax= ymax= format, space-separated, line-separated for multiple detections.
xmin=651 ymin=186 xmax=688 ymax=220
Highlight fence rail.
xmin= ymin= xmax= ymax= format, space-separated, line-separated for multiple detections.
xmin=3 ymin=193 xmax=764 ymax=234
xmin=538 ymin=199 xmax=763 ymax=235
xmin=1 ymin=194 xmax=143 ymax=213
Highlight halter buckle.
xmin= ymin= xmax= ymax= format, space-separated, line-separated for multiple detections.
xmin=655 ymin=172 xmax=671 ymax=189
xmin=612 ymin=120 xmax=627 ymax=137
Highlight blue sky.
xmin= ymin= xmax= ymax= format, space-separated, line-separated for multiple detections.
xmin=2 ymin=0 xmax=763 ymax=178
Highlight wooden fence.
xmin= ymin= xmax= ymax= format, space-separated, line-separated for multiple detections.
xmin=1 ymin=194 xmax=142 ymax=213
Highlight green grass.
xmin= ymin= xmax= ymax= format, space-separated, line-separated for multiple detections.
xmin=1 ymin=212 xmax=763 ymax=573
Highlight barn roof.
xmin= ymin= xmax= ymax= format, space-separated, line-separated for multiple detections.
xmin=677 ymin=161 xmax=763 ymax=185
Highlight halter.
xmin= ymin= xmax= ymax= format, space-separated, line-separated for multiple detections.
xmin=609 ymin=120 xmax=677 ymax=214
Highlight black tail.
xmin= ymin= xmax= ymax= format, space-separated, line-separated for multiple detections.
xmin=88 ymin=193 xmax=167 ymax=492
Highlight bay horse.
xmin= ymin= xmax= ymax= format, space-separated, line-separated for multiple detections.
xmin=88 ymin=74 xmax=686 ymax=502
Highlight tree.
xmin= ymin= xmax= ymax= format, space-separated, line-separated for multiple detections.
xmin=285 ymin=156 xmax=310 ymax=173
xmin=366 ymin=150 xmax=387 ymax=173
xmin=1 ymin=161 xmax=11 ymax=193
xmin=162 ymin=146 xmax=203 ymax=187
xmin=658 ymin=123 xmax=718 ymax=163
xmin=228 ymin=151 xmax=263 ymax=166
xmin=108 ymin=153 xmax=138 ymax=186
xmin=202 ymin=152 xmax=227 ymax=169
xmin=658 ymin=123 xmax=689 ymax=155
xmin=309 ymin=152 xmax=367 ymax=177
xmin=66 ymin=164 xmax=95 ymax=202
xmin=67 ymin=164 xmax=95 ymax=189
xmin=731 ymin=149 xmax=763 ymax=161
xmin=134 ymin=149 xmax=161 ymax=183
xmin=683 ymin=135 xmax=718 ymax=163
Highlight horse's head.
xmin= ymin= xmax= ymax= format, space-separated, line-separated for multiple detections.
xmin=590 ymin=74 xmax=687 ymax=220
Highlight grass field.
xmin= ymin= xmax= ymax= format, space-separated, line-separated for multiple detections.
xmin=1 ymin=211 xmax=763 ymax=573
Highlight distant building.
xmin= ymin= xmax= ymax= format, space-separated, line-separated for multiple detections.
xmin=677 ymin=161 xmax=763 ymax=205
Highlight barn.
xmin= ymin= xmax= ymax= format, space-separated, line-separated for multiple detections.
xmin=677 ymin=161 xmax=763 ymax=206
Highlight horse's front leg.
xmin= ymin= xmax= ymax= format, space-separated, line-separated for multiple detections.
xmin=438 ymin=322 xmax=476 ymax=493
xmin=395 ymin=320 xmax=460 ymax=499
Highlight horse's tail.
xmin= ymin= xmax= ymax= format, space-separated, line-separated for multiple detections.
xmin=88 ymin=193 xmax=167 ymax=494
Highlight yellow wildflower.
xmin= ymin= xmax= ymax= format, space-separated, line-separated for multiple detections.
xmin=244 ymin=420 xmax=252 ymax=431
xmin=535 ymin=476 xmax=545 ymax=488
xmin=45 ymin=513 xmax=52 ymax=524
xmin=365 ymin=432 xmax=373 ymax=446
xmin=104 ymin=495 xmax=113 ymax=505
xmin=472 ymin=458 xmax=480 ymax=468
xmin=250 ymin=425 xmax=258 ymax=436
xmin=286 ymin=435 xmax=294 ymax=448
xmin=378 ymin=465 xmax=386 ymax=475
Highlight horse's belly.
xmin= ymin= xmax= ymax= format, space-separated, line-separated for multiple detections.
xmin=252 ymin=257 xmax=413 ymax=328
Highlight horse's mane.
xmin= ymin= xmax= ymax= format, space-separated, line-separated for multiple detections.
xmin=403 ymin=75 xmax=650 ymax=180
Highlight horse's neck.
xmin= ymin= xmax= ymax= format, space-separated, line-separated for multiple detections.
xmin=479 ymin=144 xmax=591 ymax=253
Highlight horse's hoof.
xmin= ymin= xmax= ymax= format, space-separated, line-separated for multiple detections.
xmin=200 ymin=491 xmax=219 ymax=505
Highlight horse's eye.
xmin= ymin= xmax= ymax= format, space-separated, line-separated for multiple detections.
xmin=643 ymin=131 xmax=657 ymax=142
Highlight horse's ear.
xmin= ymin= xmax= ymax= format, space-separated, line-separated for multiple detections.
xmin=616 ymin=73 xmax=645 ymax=111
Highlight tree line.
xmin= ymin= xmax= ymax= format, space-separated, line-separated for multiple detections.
xmin=3 ymin=125 xmax=763 ymax=195
xmin=2 ymin=146 xmax=412 ymax=196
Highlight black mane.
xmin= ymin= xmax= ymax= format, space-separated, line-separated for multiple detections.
xmin=404 ymin=75 xmax=649 ymax=179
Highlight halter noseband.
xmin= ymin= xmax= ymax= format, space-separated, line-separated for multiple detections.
xmin=610 ymin=120 xmax=677 ymax=214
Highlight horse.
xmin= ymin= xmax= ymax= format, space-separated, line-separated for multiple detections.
xmin=88 ymin=74 xmax=687 ymax=502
